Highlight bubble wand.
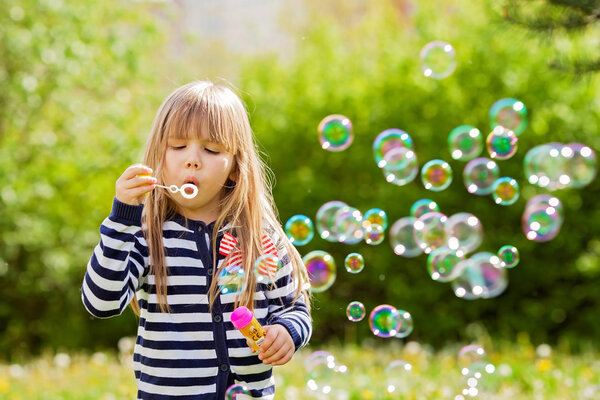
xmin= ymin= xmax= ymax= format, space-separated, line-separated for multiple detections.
xmin=154 ymin=183 xmax=198 ymax=199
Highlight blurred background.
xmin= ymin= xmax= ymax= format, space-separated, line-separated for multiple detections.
xmin=1 ymin=0 xmax=599 ymax=397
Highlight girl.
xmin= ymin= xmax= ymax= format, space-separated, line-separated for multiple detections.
xmin=82 ymin=80 xmax=312 ymax=399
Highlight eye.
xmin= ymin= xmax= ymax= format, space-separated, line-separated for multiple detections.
xmin=205 ymin=148 xmax=220 ymax=154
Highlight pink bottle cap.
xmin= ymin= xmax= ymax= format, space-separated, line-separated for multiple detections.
xmin=231 ymin=306 xmax=253 ymax=330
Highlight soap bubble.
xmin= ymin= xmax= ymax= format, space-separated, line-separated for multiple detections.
xmin=458 ymin=344 xmax=494 ymax=378
xmin=225 ymin=383 xmax=250 ymax=399
xmin=421 ymin=159 xmax=453 ymax=191
xmin=448 ymin=125 xmax=483 ymax=161
xmin=344 ymin=253 xmax=365 ymax=274
xmin=489 ymin=98 xmax=528 ymax=136
xmin=318 ymin=114 xmax=353 ymax=151
xmin=334 ymin=206 xmax=364 ymax=244
xmin=373 ymin=129 xmax=414 ymax=168
xmin=463 ymin=157 xmax=500 ymax=195
xmin=420 ymin=40 xmax=457 ymax=79
xmin=427 ymin=247 xmax=466 ymax=282
xmin=346 ymin=301 xmax=366 ymax=322
xmin=410 ymin=199 xmax=441 ymax=219
xmin=305 ymin=351 xmax=348 ymax=395
xmin=413 ymin=211 xmax=448 ymax=254
xmin=381 ymin=147 xmax=419 ymax=186
xmin=364 ymin=208 xmax=389 ymax=230
xmin=218 ymin=265 xmax=247 ymax=295
xmin=394 ymin=309 xmax=414 ymax=338
xmin=492 ymin=177 xmax=520 ymax=205
xmin=316 ymin=201 xmax=347 ymax=242
xmin=285 ymin=214 xmax=314 ymax=246
xmin=522 ymin=195 xmax=563 ymax=242
xmin=498 ymin=245 xmax=519 ymax=268
xmin=365 ymin=223 xmax=385 ymax=245
xmin=486 ymin=126 xmax=518 ymax=160
xmin=253 ymin=254 xmax=283 ymax=284
xmin=445 ymin=212 xmax=483 ymax=254
xmin=451 ymin=252 xmax=507 ymax=300
xmin=303 ymin=250 xmax=336 ymax=293
xmin=389 ymin=217 xmax=423 ymax=258
xmin=369 ymin=304 xmax=400 ymax=338
xmin=385 ymin=360 xmax=414 ymax=395
xmin=565 ymin=143 xmax=597 ymax=188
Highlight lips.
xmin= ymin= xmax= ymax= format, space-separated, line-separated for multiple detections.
xmin=183 ymin=176 xmax=199 ymax=195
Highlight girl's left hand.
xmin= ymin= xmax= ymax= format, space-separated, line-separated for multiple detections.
xmin=255 ymin=325 xmax=294 ymax=366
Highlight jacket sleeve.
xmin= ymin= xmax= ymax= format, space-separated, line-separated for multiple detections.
xmin=81 ymin=198 xmax=148 ymax=318
xmin=264 ymin=232 xmax=312 ymax=351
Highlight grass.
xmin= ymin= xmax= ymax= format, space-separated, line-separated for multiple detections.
xmin=0 ymin=338 xmax=598 ymax=400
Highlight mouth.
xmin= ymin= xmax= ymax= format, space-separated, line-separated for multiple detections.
xmin=183 ymin=176 xmax=199 ymax=194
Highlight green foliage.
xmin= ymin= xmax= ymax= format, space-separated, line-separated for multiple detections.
xmin=238 ymin=0 xmax=600 ymax=347
xmin=0 ymin=0 xmax=166 ymax=357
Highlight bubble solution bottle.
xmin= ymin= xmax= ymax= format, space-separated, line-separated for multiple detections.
xmin=231 ymin=306 xmax=265 ymax=351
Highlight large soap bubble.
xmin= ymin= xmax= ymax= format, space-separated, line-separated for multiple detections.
xmin=318 ymin=114 xmax=353 ymax=151
xmin=285 ymin=214 xmax=314 ymax=246
xmin=414 ymin=211 xmax=448 ymax=254
xmin=303 ymin=250 xmax=336 ymax=293
xmin=389 ymin=217 xmax=423 ymax=258
xmin=448 ymin=125 xmax=483 ymax=161
xmin=445 ymin=212 xmax=483 ymax=254
xmin=463 ymin=157 xmax=500 ymax=195
xmin=316 ymin=201 xmax=347 ymax=242
xmin=522 ymin=195 xmax=563 ymax=242
xmin=373 ymin=129 xmax=414 ymax=168
xmin=451 ymin=252 xmax=507 ymax=300
xmin=486 ymin=126 xmax=518 ymax=160
xmin=421 ymin=159 xmax=453 ymax=191
xmin=382 ymin=147 xmax=419 ymax=186
xmin=420 ymin=40 xmax=457 ymax=79
xmin=427 ymin=246 xmax=466 ymax=282
xmin=489 ymin=98 xmax=528 ymax=135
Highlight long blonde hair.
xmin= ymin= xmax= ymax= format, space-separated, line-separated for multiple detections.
xmin=132 ymin=80 xmax=310 ymax=315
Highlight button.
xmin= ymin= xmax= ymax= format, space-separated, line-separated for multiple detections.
xmin=219 ymin=363 xmax=229 ymax=372
xmin=213 ymin=314 xmax=222 ymax=323
xmin=206 ymin=268 xmax=213 ymax=275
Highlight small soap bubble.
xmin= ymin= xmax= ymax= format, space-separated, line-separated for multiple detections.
xmin=445 ymin=212 xmax=483 ymax=254
xmin=421 ymin=159 xmax=453 ymax=191
xmin=458 ymin=345 xmax=493 ymax=378
xmin=369 ymin=305 xmax=399 ymax=338
xmin=225 ymin=383 xmax=250 ymax=399
xmin=363 ymin=208 xmax=388 ymax=230
xmin=486 ymin=126 xmax=518 ymax=160
xmin=381 ymin=147 xmax=419 ymax=186
xmin=410 ymin=199 xmax=441 ymax=219
xmin=394 ymin=309 xmax=414 ymax=338
xmin=413 ymin=211 xmax=448 ymax=254
xmin=285 ymin=214 xmax=314 ymax=246
xmin=318 ymin=114 xmax=353 ymax=151
xmin=385 ymin=360 xmax=414 ymax=394
xmin=365 ymin=223 xmax=385 ymax=245
xmin=217 ymin=265 xmax=247 ymax=295
xmin=316 ymin=201 xmax=347 ymax=242
xmin=489 ymin=98 xmax=528 ymax=136
xmin=427 ymin=247 xmax=465 ymax=282
xmin=305 ymin=351 xmax=348 ymax=395
xmin=253 ymin=254 xmax=283 ymax=284
xmin=303 ymin=250 xmax=336 ymax=293
xmin=463 ymin=157 xmax=500 ymax=195
xmin=452 ymin=252 xmax=507 ymax=300
xmin=346 ymin=301 xmax=366 ymax=322
xmin=389 ymin=217 xmax=423 ymax=258
xmin=373 ymin=129 xmax=414 ymax=168
xmin=344 ymin=253 xmax=365 ymax=274
xmin=492 ymin=177 xmax=520 ymax=205
xmin=498 ymin=245 xmax=519 ymax=268
xmin=420 ymin=40 xmax=457 ymax=79
xmin=448 ymin=125 xmax=483 ymax=161
xmin=522 ymin=199 xmax=563 ymax=242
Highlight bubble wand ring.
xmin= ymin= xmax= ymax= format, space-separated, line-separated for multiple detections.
xmin=155 ymin=183 xmax=198 ymax=199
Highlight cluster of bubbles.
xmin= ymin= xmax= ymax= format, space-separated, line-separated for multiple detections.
xmin=453 ymin=344 xmax=496 ymax=399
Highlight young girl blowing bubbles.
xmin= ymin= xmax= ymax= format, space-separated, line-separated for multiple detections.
xmin=81 ymin=80 xmax=312 ymax=399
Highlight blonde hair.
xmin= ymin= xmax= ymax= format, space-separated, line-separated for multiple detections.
xmin=132 ymin=80 xmax=310 ymax=314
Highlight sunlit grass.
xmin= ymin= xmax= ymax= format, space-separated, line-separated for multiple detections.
xmin=1 ymin=339 xmax=598 ymax=400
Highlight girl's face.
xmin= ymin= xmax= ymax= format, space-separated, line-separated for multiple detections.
xmin=163 ymin=132 xmax=234 ymax=222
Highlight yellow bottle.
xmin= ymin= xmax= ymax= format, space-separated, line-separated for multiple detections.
xmin=231 ymin=306 xmax=265 ymax=351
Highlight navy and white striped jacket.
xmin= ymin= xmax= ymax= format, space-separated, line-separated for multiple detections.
xmin=82 ymin=199 xmax=312 ymax=399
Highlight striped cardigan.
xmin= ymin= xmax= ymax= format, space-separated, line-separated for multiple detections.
xmin=82 ymin=199 xmax=312 ymax=399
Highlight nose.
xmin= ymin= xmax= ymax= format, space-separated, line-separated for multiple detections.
xmin=185 ymin=160 xmax=200 ymax=169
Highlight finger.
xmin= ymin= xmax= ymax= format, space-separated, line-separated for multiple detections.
xmin=270 ymin=348 xmax=294 ymax=366
xmin=246 ymin=339 xmax=256 ymax=353
xmin=122 ymin=164 xmax=153 ymax=180
xmin=261 ymin=343 xmax=292 ymax=365
xmin=258 ymin=326 xmax=276 ymax=352
xmin=119 ymin=175 xmax=157 ymax=190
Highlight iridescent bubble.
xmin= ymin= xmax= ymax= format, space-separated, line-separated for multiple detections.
xmin=364 ymin=223 xmax=385 ymax=245
xmin=420 ymin=40 xmax=457 ymax=79
xmin=427 ymin=247 xmax=465 ymax=282
xmin=364 ymin=208 xmax=389 ymax=230
xmin=564 ymin=143 xmax=597 ymax=188
xmin=458 ymin=344 xmax=494 ymax=378
xmin=445 ymin=212 xmax=483 ymax=254
xmin=463 ymin=157 xmax=500 ymax=195
xmin=410 ymin=199 xmax=441 ymax=219
xmin=413 ymin=211 xmax=448 ymax=254
xmin=448 ymin=125 xmax=483 ymax=161
xmin=253 ymin=254 xmax=283 ymax=284
xmin=285 ymin=214 xmax=314 ymax=246
xmin=394 ymin=309 xmax=414 ymax=338
xmin=369 ymin=304 xmax=399 ymax=338
xmin=217 ymin=265 xmax=247 ymax=295
xmin=498 ymin=245 xmax=519 ymax=268
xmin=389 ymin=217 xmax=423 ymax=258
xmin=451 ymin=252 xmax=507 ymax=300
xmin=421 ymin=159 xmax=453 ymax=191
xmin=380 ymin=147 xmax=419 ymax=187
xmin=489 ymin=98 xmax=528 ymax=136
xmin=305 ymin=351 xmax=348 ymax=395
xmin=385 ymin=360 xmax=414 ymax=395
xmin=522 ymin=195 xmax=563 ymax=242
xmin=373 ymin=129 xmax=414 ymax=168
xmin=346 ymin=301 xmax=366 ymax=322
xmin=317 ymin=114 xmax=353 ymax=151
xmin=486 ymin=126 xmax=518 ymax=160
xmin=303 ymin=250 xmax=336 ymax=293
xmin=334 ymin=206 xmax=364 ymax=244
xmin=524 ymin=143 xmax=567 ymax=190
xmin=344 ymin=253 xmax=365 ymax=274
xmin=225 ymin=383 xmax=250 ymax=399
xmin=492 ymin=177 xmax=520 ymax=206
xmin=316 ymin=201 xmax=347 ymax=242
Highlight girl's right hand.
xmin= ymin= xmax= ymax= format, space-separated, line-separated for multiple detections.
xmin=115 ymin=164 xmax=157 ymax=205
